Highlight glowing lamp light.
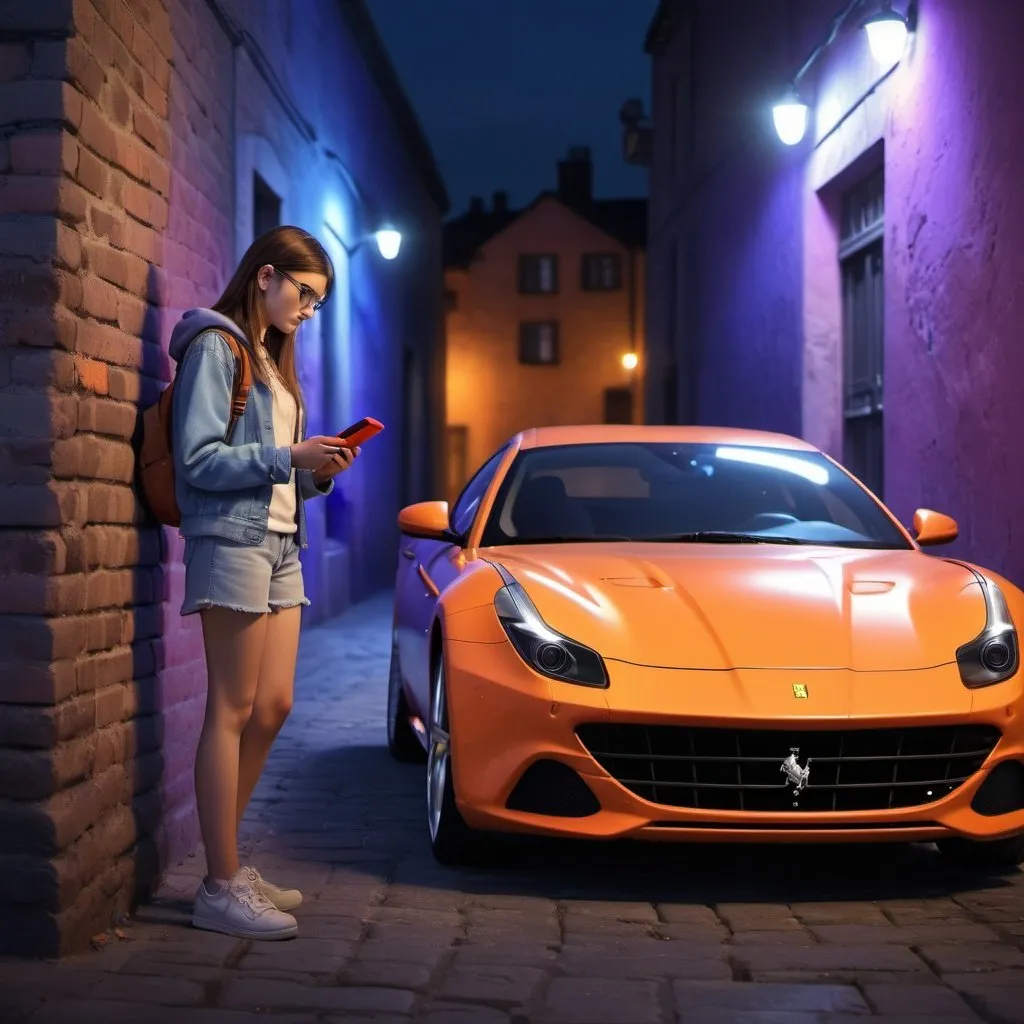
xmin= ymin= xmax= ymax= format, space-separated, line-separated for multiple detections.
xmin=772 ymin=90 xmax=808 ymax=146
xmin=375 ymin=227 xmax=402 ymax=260
xmin=621 ymin=352 xmax=638 ymax=370
xmin=863 ymin=6 xmax=909 ymax=66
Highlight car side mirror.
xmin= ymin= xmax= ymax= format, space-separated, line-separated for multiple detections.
xmin=397 ymin=500 xmax=461 ymax=544
xmin=912 ymin=508 xmax=958 ymax=546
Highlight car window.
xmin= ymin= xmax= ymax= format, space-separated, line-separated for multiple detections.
xmin=451 ymin=446 xmax=508 ymax=537
xmin=479 ymin=442 xmax=912 ymax=549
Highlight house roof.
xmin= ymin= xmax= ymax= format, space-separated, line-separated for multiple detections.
xmin=340 ymin=1 xmax=450 ymax=214
xmin=444 ymin=191 xmax=647 ymax=269
xmin=644 ymin=0 xmax=684 ymax=54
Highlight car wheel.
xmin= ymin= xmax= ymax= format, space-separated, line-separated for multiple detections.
xmin=427 ymin=653 xmax=490 ymax=865
xmin=937 ymin=833 xmax=1024 ymax=868
xmin=387 ymin=640 xmax=424 ymax=763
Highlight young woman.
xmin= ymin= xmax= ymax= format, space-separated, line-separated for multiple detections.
xmin=169 ymin=226 xmax=359 ymax=940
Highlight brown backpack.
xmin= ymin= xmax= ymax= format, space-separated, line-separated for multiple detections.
xmin=138 ymin=331 xmax=253 ymax=527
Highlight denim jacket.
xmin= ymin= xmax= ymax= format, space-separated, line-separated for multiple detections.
xmin=169 ymin=308 xmax=332 ymax=548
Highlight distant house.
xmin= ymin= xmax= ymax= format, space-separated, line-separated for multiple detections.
xmin=442 ymin=146 xmax=647 ymax=499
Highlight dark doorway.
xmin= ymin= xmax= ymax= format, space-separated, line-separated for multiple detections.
xmin=604 ymin=386 xmax=634 ymax=424
xmin=840 ymin=167 xmax=884 ymax=498
xmin=253 ymin=172 xmax=281 ymax=240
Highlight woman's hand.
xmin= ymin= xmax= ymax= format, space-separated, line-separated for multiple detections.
xmin=313 ymin=445 xmax=360 ymax=483
xmin=290 ymin=435 xmax=345 ymax=470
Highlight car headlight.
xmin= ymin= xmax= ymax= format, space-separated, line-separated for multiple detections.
xmin=956 ymin=574 xmax=1020 ymax=687
xmin=490 ymin=564 xmax=608 ymax=688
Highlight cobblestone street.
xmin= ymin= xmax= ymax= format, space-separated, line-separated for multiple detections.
xmin=2 ymin=592 xmax=1024 ymax=1023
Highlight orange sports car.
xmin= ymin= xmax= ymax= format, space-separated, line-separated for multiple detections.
xmin=387 ymin=426 xmax=1024 ymax=866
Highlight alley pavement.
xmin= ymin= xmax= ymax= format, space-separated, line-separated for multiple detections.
xmin=3 ymin=592 xmax=1024 ymax=1023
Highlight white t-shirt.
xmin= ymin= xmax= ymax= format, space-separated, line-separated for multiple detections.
xmin=266 ymin=369 xmax=298 ymax=535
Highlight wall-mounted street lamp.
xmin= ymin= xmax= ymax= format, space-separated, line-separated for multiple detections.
xmin=341 ymin=226 xmax=403 ymax=260
xmin=622 ymin=352 xmax=639 ymax=371
xmin=771 ymin=0 xmax=915 ymax=145
xmin=772 ymin=87 xmax=809 ymax=147
xmin=862 ymin=2 xmax=910 ymax=67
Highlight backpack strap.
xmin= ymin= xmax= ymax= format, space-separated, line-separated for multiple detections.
xmin=214 ymin=331 xmax=252 ymax=443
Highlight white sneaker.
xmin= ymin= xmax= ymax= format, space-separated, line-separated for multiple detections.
xmin=244 ymin=866 xmax=303 ymax=911
xmin=192 ymin=868 xmax=298 ymax=940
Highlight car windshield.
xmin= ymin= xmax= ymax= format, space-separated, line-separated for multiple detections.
xmin=478 ymin=442 xmax=913 ymax=550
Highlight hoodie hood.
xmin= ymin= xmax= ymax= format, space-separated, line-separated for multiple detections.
xmin=169 ymin=308 xmax=250 ymax=364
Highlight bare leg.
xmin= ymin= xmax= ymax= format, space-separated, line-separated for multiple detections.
xmin=195 ymin=607 xmax=268 ymax=882
xmin=236 ymin=605 xmax=302 ymax=833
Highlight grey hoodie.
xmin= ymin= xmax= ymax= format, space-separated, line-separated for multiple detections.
xmin=169 ymin=307 xmax=251 ymax=365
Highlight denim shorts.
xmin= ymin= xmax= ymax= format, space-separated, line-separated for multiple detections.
xmin=180 ymin=531 xmax=309 ymax=616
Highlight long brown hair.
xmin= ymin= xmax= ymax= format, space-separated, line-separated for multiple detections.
xmin=212 ymin=225 xmax=334 ymax=422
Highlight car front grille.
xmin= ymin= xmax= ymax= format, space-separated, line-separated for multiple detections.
xmin=575 ymin=723 xmax=1000 ymax=813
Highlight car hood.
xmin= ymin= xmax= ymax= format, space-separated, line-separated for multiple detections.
xmin=485 ymin=543 xmax=987 ymax=671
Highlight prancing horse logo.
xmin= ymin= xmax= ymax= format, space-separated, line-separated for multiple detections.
xmin=780 ymin=747 xmax=811 ymax=794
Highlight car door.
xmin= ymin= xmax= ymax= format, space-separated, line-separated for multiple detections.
xmin=402 ymin=446 xmax=510 ymax=716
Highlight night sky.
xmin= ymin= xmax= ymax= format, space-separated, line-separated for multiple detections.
xmin=367 ymin=0 xmax=657 ymax=215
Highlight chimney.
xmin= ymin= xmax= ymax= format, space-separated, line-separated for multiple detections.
xmin=492 ymin=190 xmax=508 ymax=213
xmin=557 ymin=145 xmax=592 ymax=204
xmin=469 ymin=196 xmax=484 ymax=215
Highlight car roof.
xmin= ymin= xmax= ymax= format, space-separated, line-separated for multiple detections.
xmin=515 ymin=425 xmax=819 ymax=452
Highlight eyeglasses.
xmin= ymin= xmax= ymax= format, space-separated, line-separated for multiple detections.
xmin=273 ymin=267 xmax=326 ymax=312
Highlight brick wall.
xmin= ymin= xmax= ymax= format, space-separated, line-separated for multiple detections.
xmin=0 ymin=0 xmax=223 ymax=956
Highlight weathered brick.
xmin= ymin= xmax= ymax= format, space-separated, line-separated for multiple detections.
xmin=0 ymin=81 xmax=82 ymax=131
xmin=9 ymin=131 xmax=78 ymax=176
xmin=0 ymin=42 xmax=32 ymax=82
xmin=123 ymin=179 xmax=167 ymax=229
xmin=53 ymin=436 xmax=134 ymax=482
xmin=0 ymin=657 xmax=76 ymax=705
xmin=86 ymin=8 xmax=115 ymax=67
xmin=30 ymin=39 xmax=68 ymax=81
xmin=65 ymin=524 xmax=161 ymax=572
xmin=116 ymin=291 xmax=150 ymax=335
xmin=0 ymin=389 xmax=75 ymax=439
xmin=87 ymin=203 xmax=123 ymax=245
xmin=77 ymin=645 xmax=133 ymax=692
xmin=0 ymin=216 xmax=58 ymax=260
xmin=9 ymin=349 xmax=76 ymax=388
xmin=75 ymin=316 xmax=142 ymax=367
xmin=65 ymin=35 xmax=106 ymax=102
xmin=106 ymin=365 xmax=143 ymax=401
xmin=82 ymin=238 xmax=148 ymax=296
xmin=0 ymin=747 xmax=53 ymax=800
xmin=55 ymin=221 xmax=81 ymax=271
xmin=73 ymin=145 xmax=107 ymax=200
xmin=121 ymin=216 xmax=162 ymax=263
xmin=23 ymin=765 xmax=120 ymax=861
xmin=80 ymin=272 xmax=120 ymax=322
xmin=132 ymin=103 xmax=168 ymax=159
xmin=0 ymin=482 xmax=73 ymax=528
xmin=0 ymin=692 xmax=97 ymax=749
xmin=106 ymin=75 xmax=130 ymax=127
xmin=0 ymin=0 xmax=74 ymax=34
xmin=76 ymin=396 xmax=137 ymax=438
xmin=106 ymin=0 xmax=134 ymax=47
xmin=0 ymin=299 xmax=76 ymax=352
xmin=94 ymin=682 xmax=124 ymax=727
xmin=72 ymin=354 xmax=109 ymax=394
xmin=78 ymin=101 xmax=116 ymax=167
xmin=0 ymin=530 xmax=66 ymax=574
xmin=0 ymin=264 xmax=61 ymax=307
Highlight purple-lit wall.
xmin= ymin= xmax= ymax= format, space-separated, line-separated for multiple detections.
xmin=646 ymin=0 xmax=1024 ymax=586
xmin=884 ymin=0 xmax=1024 ymax=581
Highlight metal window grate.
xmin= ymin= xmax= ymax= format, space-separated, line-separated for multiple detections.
xmin=576 ymin=723 xmax=1000 ymax=813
